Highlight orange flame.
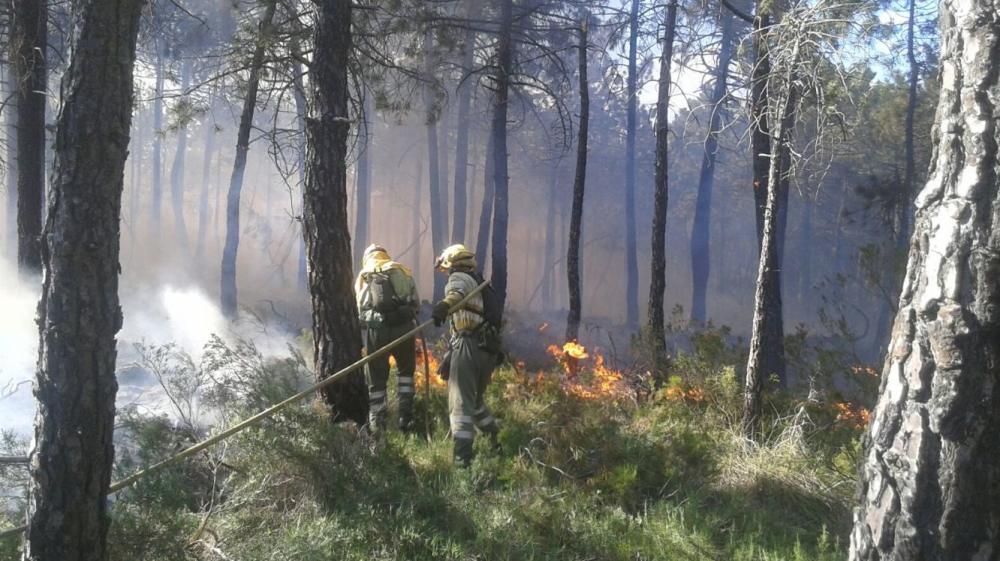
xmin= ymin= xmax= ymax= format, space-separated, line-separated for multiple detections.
xmin=833 ymin=401 xmax=871 ymax=429
xmin=414 ymin=339 xmax=447 ymax=391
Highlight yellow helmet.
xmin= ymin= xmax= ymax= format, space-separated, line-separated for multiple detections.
xmin=363 ymin=243 xmax=388 ymax=262
xmin=435 ymin=243 xmax=477 ymax=271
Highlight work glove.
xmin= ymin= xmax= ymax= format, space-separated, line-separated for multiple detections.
xmin=432 ymin=301 xmax=450 ymax=327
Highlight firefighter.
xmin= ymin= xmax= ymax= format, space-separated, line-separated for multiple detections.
xmin=431 ymin=244 xmax=502 ymax=467
xmin=355 ymin=244 xmax=420 ymax=434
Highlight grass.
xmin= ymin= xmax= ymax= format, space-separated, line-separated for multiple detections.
xmin=1 ymin=337 xmax=865 ymax=561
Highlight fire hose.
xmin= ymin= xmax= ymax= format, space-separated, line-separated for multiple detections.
xmin=0 ymin=281 xmax=488 ymax=540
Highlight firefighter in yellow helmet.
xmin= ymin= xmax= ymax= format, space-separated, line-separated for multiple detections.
xmin=355 ymin=244 xmax=420 ymax=434
xmin=431 ymin=244 xmax=502 ymax=467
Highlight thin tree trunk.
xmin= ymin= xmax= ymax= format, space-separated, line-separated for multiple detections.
xmin=542 ymin=161 xmax=558 ymax=308
xmin=897 ymin=0 xmax=918 ymax=252
xmin=648 ymin=0 xmax=678 ymax=358
xmin=566 ymin=19 xmax=589 ymax=343
xmin=220 ymin=0 xmax=277 ymax=319
xmin=12 ymin=0 xmax=47 ymax=275
xmin=5 ymin=64 xmax=18 ymax=260
xmin=751 ymin=11 xmax=771 ymax=245
xmin=475 ymin=131 xmax=494 ymax=270
xmin=292 ymin=57 xmax=308 ymax=289
xmin=169 ymin=59 xmax=193 ymax=250
xmin=411 ymin=159 xmax=424 ymax=285
xmin=690 ymin=11 xmax=734 ymax=324
xmin=25 ymin=1 xmax=144 ymax=559
xmin=797 ymin=193 xmax=813 ymax=303
xmin=352 ymin=95 xmax=372 ymax=267
xmin=452 ymin=0 xmax=480 ymax=244
xmin=623 ymin=0 xmax=640 ymax=327
xmin=850 ymin=2 xmax=1000 ymax=556
xmin=490 ymin=0 xmax=513 ymax=309
xmin=195 ymin=88 xmax=216 ymax=261
xmin=130 ymin=102 xmax=142 ymax=237
xmin=742 ymin=36 xmax=799 ymax=440
xmin=301 ymin=0 xmax=367 ymax=425
xmin=424 ymin=27 xmax=447 ymax=301
xmin=152 ymin=44 xmax=164 ymax=234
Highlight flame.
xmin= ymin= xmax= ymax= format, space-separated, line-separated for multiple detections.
xmin=546 ymin=341 xmax=630 ymax=401
xmin=563 ymin=341 xmax=589 ymax=359
xmin=833 ymin=401 xmax=871 ymax=429
xmin=414 ymin=338 xmax=447 ymax=391
xmin=850 ymin=365 xmax=879 ymax=378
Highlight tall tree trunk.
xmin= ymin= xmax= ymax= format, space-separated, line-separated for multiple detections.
xmin=353 ymin=95 xmax=371 ymax=267
xmin=689 ymin=11 xmax=734 ymax=324
xmin=566 ymin=19 xmax=589 ymax=343
xmin=424 ymin=28 xmax=447 ymax=301
xmin=850 ymin=2 xmax=1000 ymax=557
xmin=648 ymin=0 xmax=678 ymax=359
xmin=4 ymin=64 xmax=18 ymax=260
xmin=475 ymin=131 xmax=494 ymax=270
xmin=490 ymin=0 xmax=513 ymax=309
xmin=451 ymin=0 xmax=480 ymax=244
xmin=742 ymin=36 xmax=799 ymax=440
xmin=220 ymin=0 xmax=277 ymax=319
xmin=797 ymin=192 xmax=813 ymax=303
xmin=542 ymin=161 xmax=558 ymax=308
xmin=623 ymin=0 xmax=640 ymax=327
xmin=411 ymin=159 xmax=424 ymax=285
xmin=292 ymin=58 xmax=308 ymax=289
xmin=152 ymin=44 xmax=164 ymax=234
xmin=169 ymin=58 xmax=193 ymax=250
xmin=25 ymin=0 xmax=144 ymax=559
xmin=130 ymin=102 xmax=142 ymax=236
xmin=897 ymin=0 xmax=918 ymax=253
xmin=12 ymin=0 xmax=47 ymax=275
xmin=302 ymin=0 xmax=368 ymax=425
xmin=195 ymin=89 xmax=216 ymax=261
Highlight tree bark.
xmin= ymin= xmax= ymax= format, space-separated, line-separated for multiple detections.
xmin=169 ymin=58 xmax=193 ymax=250
xmin=302 ymin=0 xmax=368 ymax=425
xmin=451 ymin=0 xmax=480 ymax=245
xmin=424 ymin=27 xmax=447 ymax=301
xmin=566 ymin=19 xmax=588 ymax=343
xmin=689 ymin=11 xmax=735 ymax=324
xmin=850 ymin=3 xmax=1000 ymax=558
xmin=490 ymin=0 xmax=513 ymax=309
xmin=4 ymin=64 xmax=18 ymax=260
xmin=353 ymin=95 xmax=372 ymax=267
xmin=742 ymin=35 xmax=798 ymax=440
xmin=152 ymin=44 xmax=164 ymax=234
xmin=195 ymin=88 xmax=216 ymax=261
xmin=25 ymin=0 xmax=144 ymax=559
xmin=475 ymin=131 xmax=494 ymax=270
xmin=623 ymin=0 xmax=640 ymax=327
xmin=292 ymin=58 xmax=308 ymax=290
xmin=897 ymin=0 xmax=918 ymax=253
xmin=648 ymin=0 xmax=678 ymax=359
xmin=220 ymin=0 xmax=277 ymax=319
xmin=12 ymin=0 xmax=47 ymax=275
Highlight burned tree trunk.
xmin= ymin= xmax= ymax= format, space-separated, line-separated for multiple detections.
xmin=648 ymin=0 xmax=678 ymax=358
xmin=849 ymin=4 xmax=1000 ymax=558
xmin=623 ymin=0 xmax=640 ymax=327
xmin=452 ymin=0 xmax=480 ymax=245
xmin=742 ymin=35 xmax=799 ymax=440
xmin=220 ymin=0 xmax=277 ymax=319
xmin=169 ymin=58 xmax=193 ymax=250
xmin=490 ymin=0 xmax=513 ymax=309
xmin=302 ymin=0 xmax=367 ymax=425
xmin=566 ymin=19 xmax=588 ymax=343
xmin=689 ymin=11 xmax=735 ymax=324
xmin=25 ymin=0 xmax=144 ymax=559
xmin=475 ymin=131 xmax=494 ymax=269
xmin=12 ymin=0 xmax=47 ymax=275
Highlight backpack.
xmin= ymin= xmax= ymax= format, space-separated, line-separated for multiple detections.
xmin=466 ymin=272 xmax=503 ymax=330
xmin=365 ymin=270 xmax=399 ymax=314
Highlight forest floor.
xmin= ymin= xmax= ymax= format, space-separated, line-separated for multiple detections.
xmin=1 ymin=325 xmax=873 ymax=561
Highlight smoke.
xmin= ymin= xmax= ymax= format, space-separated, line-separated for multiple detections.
xmin=0 ymin=259 xmax=39 ymax=436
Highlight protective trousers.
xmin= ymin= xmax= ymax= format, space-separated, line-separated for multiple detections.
xmin=364 ymin=322 xmax=417 ymax=432
xmin=448 ymin=334 xmax=499 ymax=466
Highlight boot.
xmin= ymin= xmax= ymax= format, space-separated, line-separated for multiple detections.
xmin=453 ymin=438 xmax=474 ymax=468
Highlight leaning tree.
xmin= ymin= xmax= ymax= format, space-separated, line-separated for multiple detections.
xmin=849 ymin=2 xmax=1000 ymax=558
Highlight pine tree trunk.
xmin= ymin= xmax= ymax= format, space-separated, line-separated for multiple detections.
xmin=130 ymin=104 xmax=143 ymax=235
xmin=897 ymin=0 xmax=918 ymax=253
xmin=566 ymin=19 xmax=588 ymax=343
xmin=12 ymin=0 xmax=47 ymax=275
xmin=689 ymin=11 xmax=734 ymax=324
xmin=850 ymin=3 xmax=1000 ymax=557
xmin=292 ymin=58 xmax=308 ymax=289
xmin=301 ymin=0 xmax=368 ymax=425
xmin=490 ymin=0 xmax=513 ymax=309
xmin=152 ymin=45 xmax=164 ymax=234
xmin=220 ymin=0 xmax=277 ymax=319
xmin=475 ymin=131 xmax=494 ymax=269
xmin=424 ymin=28 xmax=447 ymax=301
xmin=648 ymin=0 xmax=678 ymax=358
xmin=195 ymin=89 xmax=216 ymax=261
xmin=4 ymin=63 xmax=18 ymax=260
xmin=452 ymin=0 xmax=480 ymax=245
xmin=169 ymin=58 xmax=193 ymax=250
xmin=623 ymin=0 xmax=640 ymax=327
xmin=25 ymin=1 xmax=144 ymax=559
xmin=353 ymin=96 xmax=372 ymax=267
xmin=742 ymin=37 xmax=799 ymax=440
